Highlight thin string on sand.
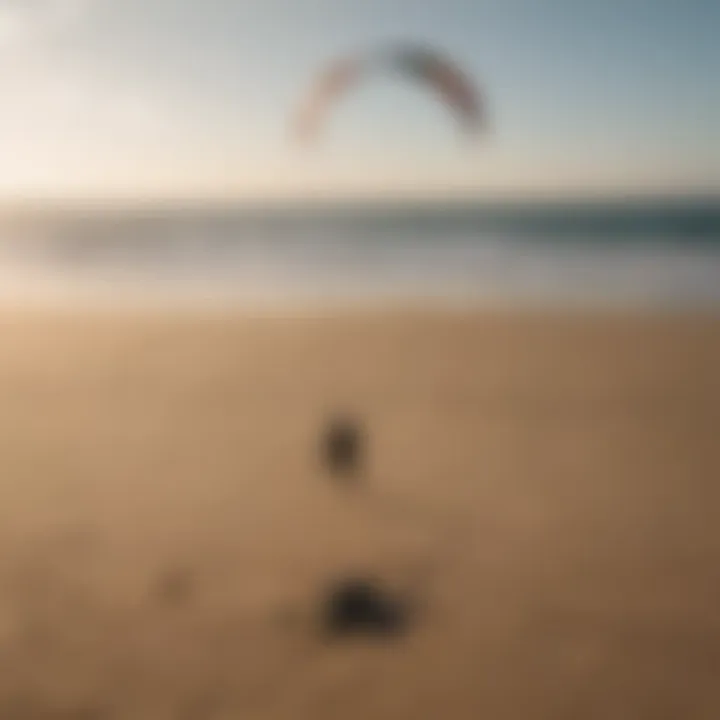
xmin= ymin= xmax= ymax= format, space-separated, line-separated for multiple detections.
xmin=321 ymin=414 xmax=473 ymax=626
xmin=355 ymin=485 xmax=473 ymax=609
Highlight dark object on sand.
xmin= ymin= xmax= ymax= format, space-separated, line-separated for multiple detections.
xmin=153 ymin=566 xmax=194 ymax=606
xmin=321 ymin=578 xmax=409 ymax=638
xmin=323 ymin=416 xmax=363 ymax=480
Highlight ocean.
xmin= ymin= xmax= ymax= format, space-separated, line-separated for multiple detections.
xmin=1 ymin=198 xmax=719 ymax=311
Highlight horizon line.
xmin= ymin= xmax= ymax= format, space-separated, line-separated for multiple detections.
xmin=1 ymin=188 xmax=718 ymax=214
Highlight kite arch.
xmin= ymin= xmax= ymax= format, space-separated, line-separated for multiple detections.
xmin=292 ymin=42 xmax=485 ymax=144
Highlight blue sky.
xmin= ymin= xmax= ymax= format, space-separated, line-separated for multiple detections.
xmin=0 ymin=0 xmax=718 ymax=200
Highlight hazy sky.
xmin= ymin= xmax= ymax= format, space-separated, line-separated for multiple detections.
xmin=1 ymin=0 xmax=718 ymax=200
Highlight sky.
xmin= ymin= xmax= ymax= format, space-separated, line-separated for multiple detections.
xmin=0 ymin=0 xmax=718 ymax=201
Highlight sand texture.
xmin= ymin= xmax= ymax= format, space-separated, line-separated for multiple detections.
xmin=0 ymin=310 xmax=719 ymax=719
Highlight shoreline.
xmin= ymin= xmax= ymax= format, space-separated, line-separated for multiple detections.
xmin=2 ymin=296 xmax=720 ymax=320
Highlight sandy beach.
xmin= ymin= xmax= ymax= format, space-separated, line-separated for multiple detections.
xmin=0 ymin=308 xmax=719 ymax=719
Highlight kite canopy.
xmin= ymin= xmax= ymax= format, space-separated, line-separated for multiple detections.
xmin=293 ymin=43 xmax=484 ymax=143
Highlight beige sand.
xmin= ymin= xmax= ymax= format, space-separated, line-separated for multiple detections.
xmin=0 ymin=309 xmax=719 ymax=719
